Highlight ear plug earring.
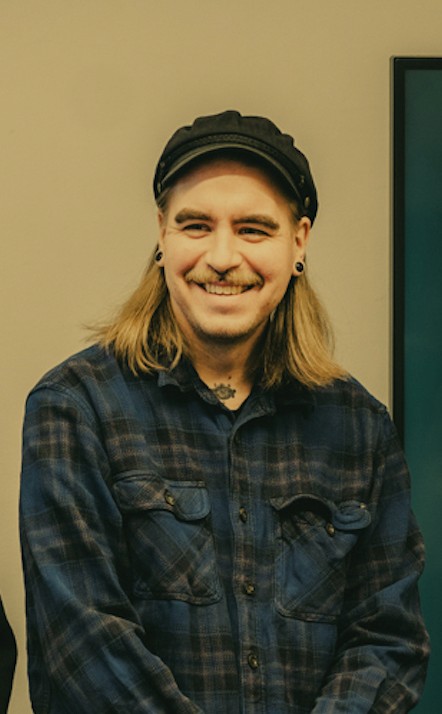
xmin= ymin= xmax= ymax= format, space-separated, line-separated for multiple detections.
xmin=295 ymin=261 xmax=304 ymax=274
xmin=155 ymin=250 xmax=163 ymax=262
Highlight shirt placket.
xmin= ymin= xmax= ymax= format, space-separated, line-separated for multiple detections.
xmin=229 ymin=414 xmax=266 ymax=711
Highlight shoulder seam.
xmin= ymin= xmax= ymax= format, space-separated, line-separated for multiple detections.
xmin=27 ymin=383 xmax=95 ymax=426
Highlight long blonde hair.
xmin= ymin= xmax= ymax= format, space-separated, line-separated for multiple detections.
xmin=91 ymin=246 xmax=347 ymax=389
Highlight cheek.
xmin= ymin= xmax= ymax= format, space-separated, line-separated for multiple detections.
xmin=163 ymin=239 xmax=204 ymax=275
xmin=262 ymin=258 xmax=295 ymax=301
xmin=255 ymin=252 xmax=294 ymax=283
xmin=250 ymin=239 xmax=295 ymax=273
xmin=163 ymin=254 xmax=192 ymax=280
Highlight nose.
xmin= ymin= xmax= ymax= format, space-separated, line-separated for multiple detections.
xmin=205 ymin=226 xmax=242 ymax=275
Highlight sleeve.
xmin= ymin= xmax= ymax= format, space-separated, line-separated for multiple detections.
xmin=20 ymin=386 xmax=203 ymax=714
xmin=312 ymin=408 xmax=430 ymax=714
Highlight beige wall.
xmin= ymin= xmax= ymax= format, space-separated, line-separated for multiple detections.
xmin=1 ymin=1 xmax=441 ymax=710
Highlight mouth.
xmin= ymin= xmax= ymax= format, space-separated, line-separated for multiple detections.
xmin=200 ymin=283 xmax=253 ymax=295
xmin=185 ymin=269 xmax=263 ymax=296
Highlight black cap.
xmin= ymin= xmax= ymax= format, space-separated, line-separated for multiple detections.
xmin=153 ymin=110 xmax=318 ymax=224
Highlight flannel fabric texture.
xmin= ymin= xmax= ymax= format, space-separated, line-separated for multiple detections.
xmin=20 ymin=345 xmax=429 ymax=713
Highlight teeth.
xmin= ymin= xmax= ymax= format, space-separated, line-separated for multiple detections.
xmin=204 ymin=284 xmax=247 ymax=295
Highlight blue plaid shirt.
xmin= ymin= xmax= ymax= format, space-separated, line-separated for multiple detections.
xmin=20 ymin=345 xmax=429 ymax=713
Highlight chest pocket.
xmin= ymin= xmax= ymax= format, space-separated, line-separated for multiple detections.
xmin=113 ymin=474 xmax=221 ymax=604
xmin=270 ymin=493 xmax=371 ymax=623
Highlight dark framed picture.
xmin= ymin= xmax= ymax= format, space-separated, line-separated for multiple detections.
xmin=392 ymin=56 xmax=442 ymax=712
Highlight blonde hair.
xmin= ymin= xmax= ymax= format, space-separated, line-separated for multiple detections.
xmin=91 ymin=247 xmax=347 ymax=389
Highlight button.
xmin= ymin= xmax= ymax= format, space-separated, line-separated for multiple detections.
xmin=239 ymin=507 xmax=248 ymax=523
xmin=325 ymin=522 xmax=335 ymax=537
xmin=247 ymin=650 xmax=259 ymax=670
xmin=243 ymin=582 xmax=256 ymax=596
xmin=360 ymin=502 xmax=367 ymax=509
xmin=164 ymin=490 xmax=176 ymax=507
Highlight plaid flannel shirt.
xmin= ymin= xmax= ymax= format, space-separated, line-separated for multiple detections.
xmin=20 ymin=345 xmax=429 ymax=713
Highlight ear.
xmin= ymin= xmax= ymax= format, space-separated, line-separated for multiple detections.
xmin=157 ymin=209 xmax=166 ymax=249
xmin=157 ymin=209 xmax=166 ymax=233
xmin=292 ymin=217 xmax=311 ymax=276
xmin=153 ymin=211 xmax=166 ymax=266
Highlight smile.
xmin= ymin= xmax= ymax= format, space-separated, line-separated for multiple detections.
xmin=201 ymin=283 xmax=252 ymax=295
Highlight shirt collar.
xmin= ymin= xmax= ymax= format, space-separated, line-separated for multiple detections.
xmin=156 ymin=358 xmax=316 ymax=414
xmin=156 ymin=358 xmax=195 ymax=393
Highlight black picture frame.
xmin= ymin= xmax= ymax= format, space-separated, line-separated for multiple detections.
xmin=392 ymin=56 xmax=442 ymax=441
xmin=392 ymin=56 xmax=442 ymax=713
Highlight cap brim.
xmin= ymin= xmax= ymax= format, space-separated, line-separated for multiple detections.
xmin=159 ymin=142 xmax=301 ymax=201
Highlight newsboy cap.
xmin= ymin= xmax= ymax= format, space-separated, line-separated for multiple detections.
xmin=153 ymin=110 xmax=318 ymax=224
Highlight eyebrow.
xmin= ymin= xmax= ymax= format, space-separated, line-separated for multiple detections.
xmin=174 ymin=209 xmax=212 ymax=224
xmin=174 ymin=209 xmax=280 ymax=231
xmin=232 ymin=214 xmax=280 ymax=231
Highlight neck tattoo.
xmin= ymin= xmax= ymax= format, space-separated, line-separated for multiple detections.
xmin=212 ymin=383 xmax=237 ymax=401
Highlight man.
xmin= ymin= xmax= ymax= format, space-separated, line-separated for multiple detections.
xmin=20 ymin=110 xmax=429 ymax=713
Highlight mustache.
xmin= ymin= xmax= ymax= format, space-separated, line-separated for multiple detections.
xmin=185 ymin=268 xmax=263 ymax=287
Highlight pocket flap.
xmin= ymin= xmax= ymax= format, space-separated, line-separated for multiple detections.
xmin=332 ymin=501 xmax=371 ymax=530
xmin=113 ymin=475 xmax=210 ymax=521
xmin=270 ymin=493 xmax=333 ymax=521
xmin=270 ymin=493 xmax=371 ymax=531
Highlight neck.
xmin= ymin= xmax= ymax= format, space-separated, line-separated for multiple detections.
xmin=187 ymin=337 xmax=261 ymax=410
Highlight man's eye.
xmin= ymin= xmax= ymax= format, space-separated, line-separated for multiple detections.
xmin=239 ymin=226 xmax=269 ymax=236
xmin=183 ymin=223 xmax=210 ymax=232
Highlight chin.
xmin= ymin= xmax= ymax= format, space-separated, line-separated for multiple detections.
xmin=193 ymin=322 xmax=265 ymax=346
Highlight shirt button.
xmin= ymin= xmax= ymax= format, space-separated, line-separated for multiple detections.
xmin=164 ymin=490 xmax=176 ymax=507
xmin=239 ymin=507 xmax=248 ymax=523
xmin=247 ymin=650 xmax=260 ymax=670
xmin=243 ymin=582 xmax=256 ymax=596
xmin=325 ymin=522 xmax=335 ymax=537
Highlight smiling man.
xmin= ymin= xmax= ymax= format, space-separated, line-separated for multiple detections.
xmin=20 ymin=111 xmax=429 ymax=713
xmin=156 ymin=157 xmax=310 ymax=409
